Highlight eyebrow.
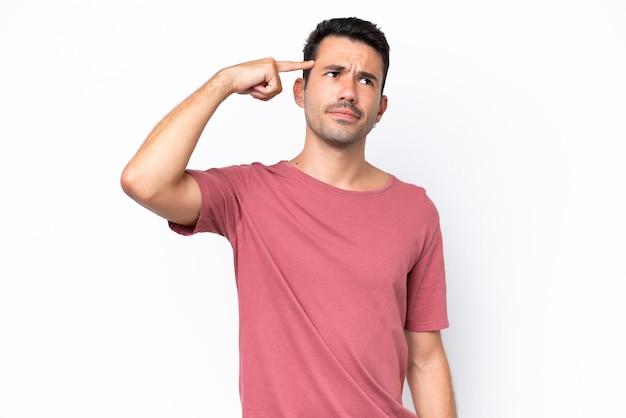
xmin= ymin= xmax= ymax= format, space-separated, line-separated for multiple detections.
xmin=323 ymin=65 xmax=379 ymax=83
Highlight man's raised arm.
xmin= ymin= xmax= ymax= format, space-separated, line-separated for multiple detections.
xmin=120 ymin=58 xmax=314 ymax=226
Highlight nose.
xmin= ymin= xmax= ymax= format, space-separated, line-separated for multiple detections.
xmin=338 ymin=79 xmax=357 ymax=103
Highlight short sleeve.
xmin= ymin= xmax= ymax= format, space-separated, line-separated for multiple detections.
xmin=168 ymin=166 xmax=250 ymax=240
xmin=405 ymin=211 xmax=449 ymax=332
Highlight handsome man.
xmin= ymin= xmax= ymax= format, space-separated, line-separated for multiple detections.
xmin=122 ymin=17 xmax=456 ymax=417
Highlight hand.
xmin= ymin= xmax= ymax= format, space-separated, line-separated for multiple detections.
xmin=223 ymin=58 xmax=315 ymax=101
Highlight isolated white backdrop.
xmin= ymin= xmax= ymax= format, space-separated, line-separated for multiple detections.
xmin=1 ymin=1 xmax=625 ymax=417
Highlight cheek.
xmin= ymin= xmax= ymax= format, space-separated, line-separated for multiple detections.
xmin=303 ymin=93 xmax=323 ymax=111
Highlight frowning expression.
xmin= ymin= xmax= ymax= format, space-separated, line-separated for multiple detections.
xmin=294 ymin=36 xmax=388 ymax=149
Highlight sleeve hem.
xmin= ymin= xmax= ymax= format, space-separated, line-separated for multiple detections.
xmin=404 ymin=319 xmax=449 ymax=332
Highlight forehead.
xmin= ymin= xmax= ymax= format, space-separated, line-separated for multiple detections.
xmin=315 ymin=36 xmax=384 ymax=75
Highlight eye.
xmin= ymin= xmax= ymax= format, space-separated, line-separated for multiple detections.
xmin=326 ymin=71 xmax=340 ymax=78
xmin=359 ymin=77 xmax=373 ymax=85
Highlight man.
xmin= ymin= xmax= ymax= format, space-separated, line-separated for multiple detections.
xmin=121 ymin=17 xmax=456 ymax=417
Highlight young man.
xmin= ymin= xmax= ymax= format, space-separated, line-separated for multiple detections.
xmin=121 ymin=17 xmax=456 ymax=418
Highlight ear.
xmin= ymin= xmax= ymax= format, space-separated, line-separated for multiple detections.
xmin=376 ymin=95 xmax=388 ymax=123
xmin=293 ymin=78 xmax=305 ymax=108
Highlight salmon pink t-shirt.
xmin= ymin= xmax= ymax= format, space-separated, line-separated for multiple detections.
xmin=170 ymin=161 xmax=448 ymax=417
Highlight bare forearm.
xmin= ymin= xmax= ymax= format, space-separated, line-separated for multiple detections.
xmin=121 ymin=72 xmax=233 ymax=200
xmin=407 ymin=354 xmax=457 ymax=418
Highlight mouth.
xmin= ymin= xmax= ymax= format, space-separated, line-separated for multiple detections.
xmin=325 ymin=101 xmax=362 ymax=121
xmin=329 ymin=109 xmax=360 ymax=120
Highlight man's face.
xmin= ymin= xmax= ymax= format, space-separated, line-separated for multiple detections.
xmin=295 ymin=36 xmax=388 ymax=149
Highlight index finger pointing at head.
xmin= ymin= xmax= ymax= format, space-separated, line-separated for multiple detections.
xmin=276 ymin=60 xmax=315 ymax=73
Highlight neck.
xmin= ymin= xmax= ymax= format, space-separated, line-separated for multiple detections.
xmin=289 ymin=135 xmax=388 ymax=191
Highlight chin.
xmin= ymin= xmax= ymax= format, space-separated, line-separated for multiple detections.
xmin=320 ymin=135 xmax=363 ymax=149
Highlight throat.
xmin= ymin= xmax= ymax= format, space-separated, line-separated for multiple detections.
xmin=288 ymin=157 xmax=389 ymax=191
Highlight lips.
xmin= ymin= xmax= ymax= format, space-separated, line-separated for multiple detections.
xmin=330 ymin=109 xmax=359 ymax=119
xmin=325 ymin=101 xmax=362 ymax=119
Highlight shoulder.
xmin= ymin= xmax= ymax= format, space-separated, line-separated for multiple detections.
xmin=387 ymin=176 xmax=441 ymax=221
xmin=391 ymin=176 xmax=434 ymax=203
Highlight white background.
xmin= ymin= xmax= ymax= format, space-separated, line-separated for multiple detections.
xmin=1 ymin=1 xmax=625 ymax=417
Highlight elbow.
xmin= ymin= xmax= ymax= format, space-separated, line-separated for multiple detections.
xmin=120 ymin=162 xmax=197 ymax=224
xmin=120 ymin=164 xmax=139 ymax=199
xmin=120 ymin=163 xmax=155 ymax=203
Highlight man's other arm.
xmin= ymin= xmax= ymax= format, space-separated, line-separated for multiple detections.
xmin=405 ymin=330 xmax=457 ymax=418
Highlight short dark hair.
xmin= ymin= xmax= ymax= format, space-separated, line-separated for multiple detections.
xmin=302 ymin=17 xmax=390 ymax=93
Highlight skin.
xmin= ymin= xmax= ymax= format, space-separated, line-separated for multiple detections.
xmin=406 ymin=331 xmax=457 ymax=418
xmin=121 ymin=35 xmax=456 ymax=418
xmin=290 ymin=36 xmax=389 ymax=190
